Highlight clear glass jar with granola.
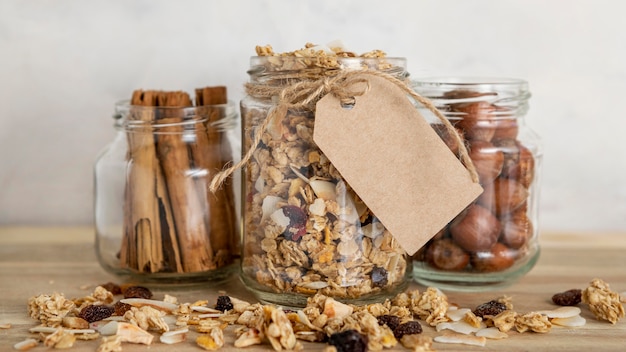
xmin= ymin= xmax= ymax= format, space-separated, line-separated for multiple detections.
xmin=239 ymin=43 xmax=412 ymax=306
xmin=411 ymin=77 xmax=542 ymax=291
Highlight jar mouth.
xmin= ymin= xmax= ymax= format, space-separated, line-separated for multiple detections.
xmin=413 ymin=76 xmax=529 ymax=93
xmin=113 ymin=100 xmax=237 ymax=130
xmin=412 ymin=77 xmax=530 ymax=119
xmin=248 ymin=56 xmax=408 ymax=78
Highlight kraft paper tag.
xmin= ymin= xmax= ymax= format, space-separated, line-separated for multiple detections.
xmin=314 ymin=74 xmax=483 ymax=255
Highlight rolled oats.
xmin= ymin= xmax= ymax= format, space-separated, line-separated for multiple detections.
xmin=96 ymin=336 xmax=122 ymax=352
xmin=43 ymin=327 xmax=77 ymax=349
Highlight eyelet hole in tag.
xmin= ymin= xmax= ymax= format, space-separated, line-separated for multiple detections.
xmin=314 ymin=73 xmax=483 ymax=255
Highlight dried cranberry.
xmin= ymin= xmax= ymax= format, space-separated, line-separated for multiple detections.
xmin=328 ymin=330 xmax=368 ymax=352
xmin=377 ymin=315 xmax=400 ymax=331
xmin=100 ymin=282 xmax=122 ymax=295
xmin=215 ymin=295 xmax=233 ymax=312
xmin=123 ymin=286 xmax=153 ymax=299
xmin=113 ymin=301 xmax=132 ymax=316
xmin=393 ymin=321 xmax=422 ymax=339
xmin=371 ymin=266 xmax=388 ymax=288
xmin=78 ymin=305 xmax=115 ymax=323
xmin=473 ymin=300 xmax=508 ymax=318
xmin=282 ymin=205 xmax=307 ymax=241
xmin=552 ymin=289 xmax=582 ymax=306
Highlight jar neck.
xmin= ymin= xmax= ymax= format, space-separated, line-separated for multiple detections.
xmin=413 ymin=77 xmax=530 ymax=120
xmin=247 ymin=56 xmax=409 ymax=85
xmin=113 ymin=100 xmax=237 ymax=131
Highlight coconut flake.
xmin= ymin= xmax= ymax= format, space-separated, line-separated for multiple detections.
xmin=261 ymin=196 xmax=283 ymax=221
xmin=160 ymin=327 xmax=188 ymax=344
xmin=270 ymin=208 xmax=290 ymax=231
xmin=476 ymin=327 xmax=508 ymax=339
xmin=119 ymin=298 xmax=178 ymax=313
xmin=310 ymin=180 xmax=336 ymax=201
xmin=309 ymin=198 xmax=326 ymax=216
xmin=28 ymin=326 xmax=96 ymax=334
xmin=323 ymin=297 xmax=353 ymax=320
xmin=536 ymin=306 xmax=581 ymax=318
xmin=446 ymin=308 xmax=472 ymax=322
xmin=97 ymin=321 xmax=119 ymax=336
xmin=551 ymin=315 xmax=587 ymax=327
xmin=298 ymin=281 xmax=329 ymax=290
xmin=116 ymin=322 xmax=153 ymax=345
xmin=254 ymin=176 xmax=265 ymax=193
xmin=436 ymin=321 xmax=484 ymax=335
xmin=434 ymin=332 xmax=487 ymax=347
xmin=13 ymin=339 xmax=38 ymax=351
xmin=198 ymin=313 xmax=225 ymax=319
xmin=191 ymin=306 xmax=222 ymax=313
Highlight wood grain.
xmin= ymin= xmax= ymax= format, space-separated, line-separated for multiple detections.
xmin=1 ymin=227 xmax=625 ymax=351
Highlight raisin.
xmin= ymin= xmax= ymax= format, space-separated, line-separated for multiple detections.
xmin=473 ymin=300 xmax=508 ymax=318
xmin=100 ymin=282 xmax=122 ymax=295
xmin=215 ymin=295 xmax=233 ymax=312
xmin=393 ymin=321 xmax=422 ymax=339
xmin=371 ymin=266 xmax=388 ymax=288
xmin=123 ymin=286 xmax=153 ymax=299
xmin=328 ymin=330 xmax=368 ymax=352
xmin=78 ymin=305 xmax=114 ymax=323
xmin=282 ymin=205 xmax=307 ymax=241
xmin=113 ymin=301 xmax=132 ymax=316
xmin=552 ymin=289 xmax=582 ymax=306
xmin=377 ymin=315 xmax=400 ymax=331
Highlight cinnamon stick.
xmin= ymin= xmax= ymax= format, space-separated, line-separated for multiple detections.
xmin=121 ymin=90 xmax=183 ymax=273
xmin=195 ymin=87 xmax=238 ymax=265
xmin=152 ymin=91 xmax=216 ymax=272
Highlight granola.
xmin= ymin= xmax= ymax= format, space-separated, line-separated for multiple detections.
xmin=581 ymin=278 xmax=625 ymax=324
xmin=97 ymin=336 xmax=122 ymax=352
xmin=28 ymin=292 xmax=76 ymax=327
xmin=514 ymin=312 xmax=552 ymax=333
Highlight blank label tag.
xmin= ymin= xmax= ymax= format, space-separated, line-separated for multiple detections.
xmin=314 ymin=74 xmax=483 ymax=255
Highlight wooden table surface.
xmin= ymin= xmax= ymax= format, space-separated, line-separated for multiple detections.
xmin=1 ymin=227 xmax=625 ymax=351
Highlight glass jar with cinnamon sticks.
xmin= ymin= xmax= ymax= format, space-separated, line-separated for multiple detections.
xmin=94 ymin=87 xmax=239 ymax=283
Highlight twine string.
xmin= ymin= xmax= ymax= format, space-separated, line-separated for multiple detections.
xmin=209 ymin=69 xmax=478 ymax=192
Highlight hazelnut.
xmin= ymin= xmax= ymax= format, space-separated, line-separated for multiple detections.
xmin=492 ymin=107 xmax=519 ymax=141
xmin=425 ymin=238 xmax=470 ymax=271
xmin=445 ymin=90 xmax=498 ymax=142
xmin=500 ymin=210 xmax=533 ymax=249
xmin=470 ymin=243 xmax=516 ymax=272
xmin=469 ymin=140 xmax=504 ymax=184
xmin=476 ymin=182 xmax=495 ymax=211
xmin=505 ymin=143 xmax=535 ymax=188
xmin=493 ymin=178 xmax=528 ymax=215
xmin=450 ymin=204 xmax=501 ymax=252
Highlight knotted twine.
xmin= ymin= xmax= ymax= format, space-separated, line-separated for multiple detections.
xmin=209 ymin=69 xmax=479 ymax=192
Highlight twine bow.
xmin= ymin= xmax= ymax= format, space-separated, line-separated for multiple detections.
xmin=209 ymin=69 xmax=478 ymax=192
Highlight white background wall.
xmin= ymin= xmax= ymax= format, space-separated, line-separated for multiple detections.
xmin=1 ymin=0 xmax=625 ymax=232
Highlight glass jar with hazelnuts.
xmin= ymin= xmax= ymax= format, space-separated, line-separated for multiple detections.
xmin=411 ymin=77 xmax=542 ymax=291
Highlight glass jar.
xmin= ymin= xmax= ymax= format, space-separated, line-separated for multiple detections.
xmin=411 ymin=77 xmax=542 ymax=291
xmin=240 ymin=56 xmax=412 ymax=306
xmin=94 ymin=101 xmax=239 ymax=283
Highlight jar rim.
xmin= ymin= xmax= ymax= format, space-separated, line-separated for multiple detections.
xmin=112 ymin=99 xmax=238 ymax=130
xmin=413 ymin=76 xmax=528 ymax=89
xmin=248 ymin=56 xmax=407 ymax=74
